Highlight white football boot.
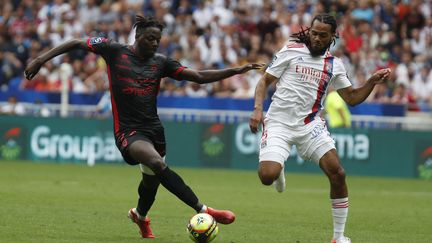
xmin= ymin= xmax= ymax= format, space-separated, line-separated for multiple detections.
xmin=331 ymin=236 xmax=351 ymax=243
xmin=274 ymin=166 xmax=286 ymax=193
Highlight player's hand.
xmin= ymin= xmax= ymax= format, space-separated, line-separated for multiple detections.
xmin=24 ymin=58 xmax=43 ymax=80
xmin=249 ymin=107 xmax=263 ymax=134
xmin=369 ymin=68 xmax=391 ymax=84
xmin=239 ymin=63 xmax=266 ymax=73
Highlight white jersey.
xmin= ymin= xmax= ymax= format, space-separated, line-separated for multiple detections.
xmin=265 ymin=42 xmax=351 ymax=127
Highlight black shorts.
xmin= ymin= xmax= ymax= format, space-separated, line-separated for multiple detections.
xmin=115 ymin=129 xmax=166 ymax=165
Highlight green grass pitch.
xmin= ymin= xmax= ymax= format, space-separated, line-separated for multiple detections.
xmin=0 ymin=161 xmax=431 ymax=243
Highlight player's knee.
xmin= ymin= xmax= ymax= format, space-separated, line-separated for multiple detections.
xmin=258 ymin=171 xmax=276 ymax=186
xmin=330 ymin=166 xmax=346 ymax=186
xmin=145 ymin=157 xmax=167 ymax=174
xmin=336 ymin=166 xmax=346 ymax=180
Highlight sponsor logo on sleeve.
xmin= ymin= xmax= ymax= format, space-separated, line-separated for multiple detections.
xmin=90 ymin=37 xmax=105 ymax=45
xmin=268 ymin=55 xmax=277 ymax=68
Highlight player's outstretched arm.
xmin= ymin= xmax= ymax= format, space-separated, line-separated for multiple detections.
xmin=249 ymin=72 xmax=278 ymax=133
xmin=337 ymin=68 xmax=391 ymax=106
xmin=178 ymin=63 xmax=265 ymax=84
xmin=24 ymin=39 xmax=88 ymax=80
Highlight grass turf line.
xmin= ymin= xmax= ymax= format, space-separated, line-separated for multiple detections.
xmin=0 ymin=161 xmax=431 ymax=243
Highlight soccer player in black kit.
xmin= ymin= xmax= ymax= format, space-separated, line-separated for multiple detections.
xmin=24 ymin=15 xmax=264 ymax=238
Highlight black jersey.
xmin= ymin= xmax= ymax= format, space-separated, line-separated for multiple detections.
xmin=86 ymin=37 xmax=185 ymax=135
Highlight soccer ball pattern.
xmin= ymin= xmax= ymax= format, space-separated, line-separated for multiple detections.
xmin=187 ymin=213 xmax=219 ymax=242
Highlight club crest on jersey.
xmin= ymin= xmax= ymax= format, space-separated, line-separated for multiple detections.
xmin=151 ymin=64 xmax=158 ymax=72
xmin=323 ymin=56 xmax=334 ymax=76
xmin=324 ymin=61 xmax=333 ymax=75
xmin=122 ymin=139 xmax=128 ymax=148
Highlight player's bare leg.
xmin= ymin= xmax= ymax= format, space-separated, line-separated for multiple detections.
xmin=319 ymin=149 xmax=350 ymax=243
xmin=258 ymin=161 xmax=285 ymax=192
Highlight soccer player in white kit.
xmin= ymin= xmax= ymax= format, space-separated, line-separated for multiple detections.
xmin=249 ymin=14 xmax=391 ymax=243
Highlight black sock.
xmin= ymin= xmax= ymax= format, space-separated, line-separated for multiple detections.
xmin=136 ymin=173 xmax=160 ymax=217
xmin=157 ymin=166 xmax=203 ymax=212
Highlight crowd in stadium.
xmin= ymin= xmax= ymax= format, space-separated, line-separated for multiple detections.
xmin=0 ymin=0 xmax=431 ymax=113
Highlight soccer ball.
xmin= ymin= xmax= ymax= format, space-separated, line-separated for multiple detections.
xmin=187 ymin=213 xmax=219 ymax=242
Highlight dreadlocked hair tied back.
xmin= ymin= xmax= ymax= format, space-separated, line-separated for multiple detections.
xmin=134 ymin=15 xmax=165 ymax=38
xmin=290 ymin=26 xmax=311 ymax=46
xmin=290 ymin=13 xmax=339 ymax=46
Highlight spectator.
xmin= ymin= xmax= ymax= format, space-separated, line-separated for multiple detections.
xmin=401 ymin=2 xmax=426 ymax=39
xmin=212 ymin=0 xmax=234 ymax=27
xmin=211 ymin=79 xmax=232 ymax=97
xmin=291 ymin=3 xmax=312 ymax=28
xmin=78 ymin=0 xmax=101 ymax=24
xmin=410 ymin=28 xmax=427 ymax=56
xmin=0 ymin=49 xmax=23 ymax=90
xmin=0 ymin=0 xmax=430 ymax=113
xmin=341 ymin=19 xmax=363 ymax=54
xmin=33 ymin=99 xmax=52 ymax=117
xmin=8 ymin=5 xmax=31 ymax=37
xmin=395 ymin=52 xmax=414 ymax=87
xmin=160 ymin=78 xmax=186 ymax=97
xmin=232 ymin=78 xmax=254 ymax=99
xmin=378 ymin=0 xmax=395 ymax=27
xmin=62 ymin=11 xmax=84 ymax=40
xmin=324 ymin=90 xmax=352 ymax=128
xmin=185 ymin=82 xmax=208 ymax=97
xmin=390 ymin=83 xmax=420 ymax=111
xmin=411 ymin=66 xmax=432 ymax=111
xmin=369 ymin=83 xmax=391 ymax=103
xmin=192 ymin=1 xmax=213 ymax=29
xmin=390 ymin=83 xmax=409 ymax=104
xmin=94 ymin=90 xmax=111 ymax=118
xmin=351 ymin=0 xmax=374 ymax=23
xmin=0 ymin=95 xmax=25 ymax=115
xmin=256 ymin=5 xmax=280 ymax=42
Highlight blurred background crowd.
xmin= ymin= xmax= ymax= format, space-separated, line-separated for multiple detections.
xmin=0 ymin=0 xmax=431 ymax=116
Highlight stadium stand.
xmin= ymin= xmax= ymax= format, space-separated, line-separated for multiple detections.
xmin=0 ymin=0 xmax=431 ymax=128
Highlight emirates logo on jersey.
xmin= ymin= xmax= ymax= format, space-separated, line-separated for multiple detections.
xmin=295 ymin=65 xmax=325 ymax=78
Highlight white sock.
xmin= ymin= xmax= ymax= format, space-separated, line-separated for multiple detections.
xmin=331 ymin=197 xmax=349 ymax=239
xmin=133 ymin=208 xmax=146 ymax=219
xmin=199 ymin=205 xmax=208 ymax=213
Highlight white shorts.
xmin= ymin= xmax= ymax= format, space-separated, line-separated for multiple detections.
xmin=259 ymin=118 xmax=335 ymax=164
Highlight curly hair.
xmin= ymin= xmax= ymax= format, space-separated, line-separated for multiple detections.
xmin=290 ymin=13 xmax=338 ymax=46
xmin=134 ymin=15 xmax=165 ymax=39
